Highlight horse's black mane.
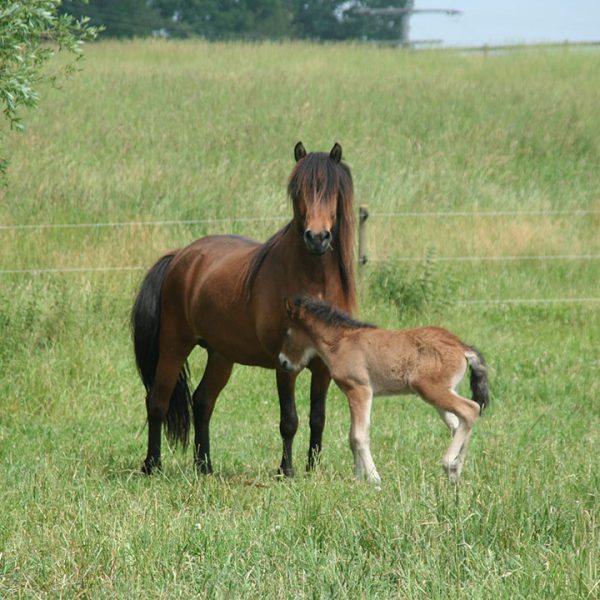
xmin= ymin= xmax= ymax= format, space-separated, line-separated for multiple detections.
xmin=292 ymin=295 xmax=375 ymax=330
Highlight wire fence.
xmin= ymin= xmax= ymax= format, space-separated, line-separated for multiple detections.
xmin=2 ymin=208 xmax=599 ymax=306
xmin=2 ymin=254 xmax=599 ymax=275
xmin=1 ymin=208 xmax=598 ymax=231
xmin=369 ymin=254 xmax=600 ymax=263
xmin=0 ymin=216 xmax=287 ymax=231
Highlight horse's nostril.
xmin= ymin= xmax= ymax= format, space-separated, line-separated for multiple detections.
xmin=303 ymin=228 xmax=331 ymax=255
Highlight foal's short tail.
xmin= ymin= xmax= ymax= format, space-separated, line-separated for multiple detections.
xmin=131 ymin=253 xmax=191 ymax=447
xmin=466 ymin=347 xmax=489 ymax=414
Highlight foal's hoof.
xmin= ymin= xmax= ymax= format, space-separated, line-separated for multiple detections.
xmin=443 ymin=460 xmax=462 ymax=484
xmin=141 ymin=458 xmax=162 ymax=475
xmin=448 ymin=472 xmax=460 ymax=484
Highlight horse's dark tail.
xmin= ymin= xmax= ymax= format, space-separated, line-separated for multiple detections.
xmin=131 ymin=253 xmax=191 ymax=448
xmin=466 ymin=347 xmax=489 ymax=414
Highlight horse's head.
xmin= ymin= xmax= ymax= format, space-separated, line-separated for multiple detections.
xmin=288 ymin=141 xmax=353 ymax=256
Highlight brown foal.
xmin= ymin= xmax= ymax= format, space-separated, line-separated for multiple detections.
xmin=278 ymin=296 xmax=489 ymax=484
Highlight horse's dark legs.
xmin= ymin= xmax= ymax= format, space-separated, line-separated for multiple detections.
xmin=192 ymin=352 xmax=234 ymax=474
xmin=143 ymin=404 xmax=162 ymax=474
xmin=276 ymin=369 xmax=299 ymax=477
xmin=307 ymin=362 xmax=331 ymax=471
xmin=142 ymin=339 xmax=193 ymax=475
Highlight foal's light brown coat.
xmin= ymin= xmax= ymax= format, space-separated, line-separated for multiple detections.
xmin=279 ymin=297 xmax=489 ymax=483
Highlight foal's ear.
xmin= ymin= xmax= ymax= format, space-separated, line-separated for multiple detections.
xmin=294 ymin=141 xmax=307 ymax=162
xmin=329 ymin=142 xmax=342 ymax=163
xmin=284 ymin=297 xmax=294 ymax=317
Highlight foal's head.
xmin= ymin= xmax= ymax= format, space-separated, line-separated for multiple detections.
xmin=289 ymin=142 xmax=354 ymax=256
xmin=278 ymin=296 xmax=373 ymax=373
xmin=278 ymin=297 xmax=317 ymax=373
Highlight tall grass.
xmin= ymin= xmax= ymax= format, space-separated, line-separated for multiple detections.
xmin=0 ymin=41 xmax=598 ymax=598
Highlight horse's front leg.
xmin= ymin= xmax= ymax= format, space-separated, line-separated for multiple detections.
xmin=307 ymin=360 xmax=331 ymax=471
xmin=276 ymin=369 xmax=299 ymax=477
xmin=344 ymin=384 xmax=381 ymax=485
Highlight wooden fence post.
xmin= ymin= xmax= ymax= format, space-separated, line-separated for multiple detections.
xmin=358 ymin=205 xmax=369 ymax=265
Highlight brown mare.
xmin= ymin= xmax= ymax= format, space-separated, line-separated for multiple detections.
xmin=278 ymin=296 xmax=489 ymax=484
xmin=131 ymin=143 xmax=356 ymax=476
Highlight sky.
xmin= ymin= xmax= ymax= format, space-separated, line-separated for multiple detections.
xmin=409 ymin=0 xmax=600 ymax=47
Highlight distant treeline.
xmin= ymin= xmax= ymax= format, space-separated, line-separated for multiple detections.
xmin=60 ymin=0 xmax=409 ymax=41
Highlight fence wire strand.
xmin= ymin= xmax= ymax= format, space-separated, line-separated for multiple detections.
xmin=1 ymin=208 xmax=598 ymax=231
xmin=2 ymin=207 xmax=598 ymax=307
xmin=370 ymin=254 xmax=600 ymax=263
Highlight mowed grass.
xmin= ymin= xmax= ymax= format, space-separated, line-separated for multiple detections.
xmin=1 ymin=41 xmax=599 ymax=598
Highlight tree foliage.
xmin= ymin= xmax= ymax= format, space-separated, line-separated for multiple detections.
xmin=0 ymin=1 xmax=99 ymax=176
xmin=60 ymin=0 xmax=409 ymax=42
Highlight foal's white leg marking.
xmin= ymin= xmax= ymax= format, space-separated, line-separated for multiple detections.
xmin=442 ymin=422 xmax=470 ymax=483
xmin=436 ymin=364 xmax=466 ymax=436
xmin=441 ymin=390 xmax=477 ymax=483
xmin=437 ymin=409 xmax=459 ymax=436
xmin=347 ymin=388 xmax=381 ymax=485
xmin=453 ymin=428 xmax=473 ymax=480
xmin=438 ymin=365 xmax=472 ymax=481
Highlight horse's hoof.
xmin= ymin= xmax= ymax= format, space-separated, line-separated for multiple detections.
xmin=306 ymin=450 xmax=321 ymax=472
xmin=196 ymin=461 xmax=213 ymax=475
xmin=445 ymin=464 xmax=461 ymax=484
xmin=276 ymin=466 xmax=294 ymax=478
xmin=141 ymin=459 xmax=161 ymax=475
xmin=306 ymin=460 xmax=321 ymax=473
xmin=448 ymin=469 xmax=461 ymax=484
xmin=368 ymin=474 xmax=382 ymax=487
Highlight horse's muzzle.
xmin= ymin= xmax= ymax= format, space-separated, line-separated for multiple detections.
xmin=278 ymin=353 xmax=297 ymax=373
xmin=303 ymin=229 xmax=332 ymax=255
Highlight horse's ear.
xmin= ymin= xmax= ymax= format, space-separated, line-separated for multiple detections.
xmin=329 ymin=142 xmax=342 ymax=163
xmin=294 ymin=142 xmax=307 ymax=162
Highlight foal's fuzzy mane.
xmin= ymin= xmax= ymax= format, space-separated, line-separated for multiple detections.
xmin=293 ymin=295 xmax=375 ymax=330
xmin=243 ymin=150 xmax=356 ymax=307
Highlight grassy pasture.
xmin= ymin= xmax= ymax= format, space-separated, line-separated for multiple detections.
xmin=1 ymin=41 xmax=599 ymax=598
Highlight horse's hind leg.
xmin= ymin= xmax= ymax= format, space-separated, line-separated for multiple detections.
xmin=276 ymin=369 xmax=299 ymax=477
xmin=436 ymin=408 xmax=474 ymax=482
xmin=143 ymin=336 xmax=194 ymax=474
xmin=436 ymin=409 xmax=459 ymax=436
xmin=307 ymin=361 xmax=331 ymax=471
xmin=415 ymin=383 xmax=480 ymax=483
xmin=449 ymin=427 xmax=473 ymax=482
xmin=192 ymin=351 xmax=234 ymax=474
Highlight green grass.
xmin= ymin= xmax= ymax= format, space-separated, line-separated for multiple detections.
xmin=1 ymin=41 xmax=599 ymax=598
